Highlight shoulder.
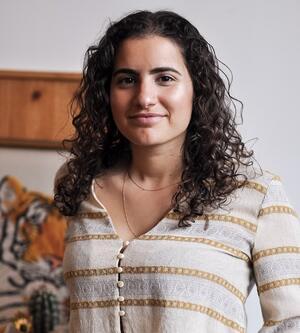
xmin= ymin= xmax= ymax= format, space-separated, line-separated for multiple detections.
xmin=228 ymin=165 xmax=282 ymax=215
xmin=236 ymin=163 xmax=280 ymax=190
xmin=53 ymin=161 xmax=69 ymax=194
xmin=241 ymin=167 xmax=297 ymax=220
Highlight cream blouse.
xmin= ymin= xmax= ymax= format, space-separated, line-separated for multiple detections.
xmin=62 ymin=168 xmax=300 ymax=332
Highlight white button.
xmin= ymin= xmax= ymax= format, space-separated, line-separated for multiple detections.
xmin=117 ymin=253 xmax=124 ymax=259
xmin=117 ymin=267 xmax=123 ymax=273
xmin=117 ymin=281 xmax=124 ymax=288
xmin=123 ymin=240 xmax=130 ymax=246
xmin=119 ymin=310 xmax=126 ymax=316
xmin=118 ymin=296 xmax=125 ymax=302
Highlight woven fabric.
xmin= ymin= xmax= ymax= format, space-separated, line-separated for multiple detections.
xmin=62 ymin=168 xmax=300 ymax=333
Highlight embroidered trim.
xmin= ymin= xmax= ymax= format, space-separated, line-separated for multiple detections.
xmin=64 ymin=267 xmax=118 ymax=279
xmin=64 ymin=265 xmax=245 ymax=302
xmin=242 ymin=181 xmax=268 ymax=194
xmin=253 ymin=246 xmax=300 ymax=262
xmin=258 ymin=278 xmax=300 ymax=294
xmin=264 ymin=319 xmax=282 ymax=326
xmin=264 ymin=317 xmax=300 ymax=327
xmin=264 ymin=171 xmax=281 ymax=182
xmin=65 ymin=233 xmax=249 ymax=262
xmin=66 ymin=233 xmax=118 ymax=243
xmin=77 ymin=211 xmax=108 ymax=218
xmin=71 ymin=299 xmax=118 ymax=309
xmin=138 ymin=235 xmax=250 ymax=262
xmin=258 ymin=205 xmax=298 ymax=219
xmin=76 ymin=209 xmax=257 ymax=233
xmin=70 ymin=298 xmax=245 ymax=333
xmin=271 ymin=175 xmax=281 ymax=181
xmin=162 ymin=212 xmax=257 ymax=232
xmin=125 ymin=266 xmax=245 ymax=302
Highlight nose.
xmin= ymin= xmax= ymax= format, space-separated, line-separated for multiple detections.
xmin=135 ymin=78 xmax=157 ymax=109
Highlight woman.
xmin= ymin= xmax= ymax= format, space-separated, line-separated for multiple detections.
xmin=54 ymin=10 xmax=300 ymax=333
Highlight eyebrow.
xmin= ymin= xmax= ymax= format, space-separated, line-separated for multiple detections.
xmin=112 ymin=67 xmax=182 ymax=77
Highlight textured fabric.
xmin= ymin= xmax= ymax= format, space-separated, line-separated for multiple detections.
xmin=62 ymin=168 xmax=300 ymax=333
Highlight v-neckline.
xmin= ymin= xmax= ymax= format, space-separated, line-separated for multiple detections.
xmin=91 ymin=178 xmax=174 ymax=242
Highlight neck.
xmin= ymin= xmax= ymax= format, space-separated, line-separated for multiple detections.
xmin=127 ymin=143 xmax=184 ymax=187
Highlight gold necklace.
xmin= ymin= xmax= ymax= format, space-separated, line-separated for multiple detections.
xmin=122 ymin=169 xmax=182 ymax=238
xmin=127 ymin=169 xmax=182 ymax=191
xmin=122 ymin=170 xmax=138 ymax=238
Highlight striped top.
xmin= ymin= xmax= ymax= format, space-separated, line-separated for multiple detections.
xmin=62 ymin=168 xmax=300 ymax=333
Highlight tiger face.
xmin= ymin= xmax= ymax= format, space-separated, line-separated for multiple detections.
xmin=0 ymin=176 xmax=27 ymax=217
xmin=20 ymin=196 xmax=67 ymax=264
xmin=0 ymin=175 xmax=67 ymax=279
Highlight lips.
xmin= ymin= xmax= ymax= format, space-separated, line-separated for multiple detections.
xmin=130 ymin=113 xmax=165 ymax=118
xmin=129 ymin=113 xmax=166 ymax=126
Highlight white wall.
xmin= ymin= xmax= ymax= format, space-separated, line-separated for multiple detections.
xmin=1 ymin=1 xmax=299 ymax=331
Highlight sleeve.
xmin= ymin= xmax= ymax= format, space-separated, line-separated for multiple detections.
xmin=252 ymin=175 xmax=300 ymax=332
xmin=53 ymin=161 xmax=69 ymax=195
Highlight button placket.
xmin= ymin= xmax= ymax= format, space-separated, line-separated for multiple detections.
xmin=116 ymin=240 xmax=131 ymax=317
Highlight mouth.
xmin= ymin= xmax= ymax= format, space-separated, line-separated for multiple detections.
xmin=129 ymin=114 xmax=166 ymax=126
xmin=130 ymin=113 xmax=166 ymax=118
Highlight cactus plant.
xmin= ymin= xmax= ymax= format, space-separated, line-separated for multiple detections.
xmin=29 ymin=288 xmax=60 ymax=333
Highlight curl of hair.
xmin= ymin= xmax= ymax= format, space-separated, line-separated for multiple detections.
xmin=54 ymin=10 xmax=261 ymax=228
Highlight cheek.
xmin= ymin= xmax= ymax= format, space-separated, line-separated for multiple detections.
xmin=110 ymin=94 xmax=125 ymax=122
xmin=110 ymin=89 xmax=131 ymax=112
xmin=170 ymin=81 xmax=192 ymax=103
xmin=165 ymin=85 xmax=193 ymax=116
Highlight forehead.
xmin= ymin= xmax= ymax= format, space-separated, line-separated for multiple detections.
xmin=113 ymin=35 xmax=186 ymax=69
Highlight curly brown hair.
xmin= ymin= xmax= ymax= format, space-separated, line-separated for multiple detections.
xmin=54 ymin=10 xmax=261 ymax=227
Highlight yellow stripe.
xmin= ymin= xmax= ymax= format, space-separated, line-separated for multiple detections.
xmin=258 ymin=205 xmax=299 ymax=218
xmin=264 ymin=317 xmax=297 ymax=327
xmin=77 ymin=211 xmax=108 ymax=218
xmin=65 ymin=233 xmax=250 ymax=262
xmin=165 ymin=212 xmax=257 ymax=232
xmin=64 ymin=267 xmax=118 ymax=279
xmin=70 ymin=298 xmax=245 ymax=333
xmin=264 ymin=319 xmax=281 ymax=326
xmin=264 ymin=170 xmax=281 ymax=182
xmin=204 ymin=214 xmax=256 ymax=232
xmin=242 ymin=181 xmax=268 ymax=194
xmin=258 ymin=278 xmax=300 ymax=293
xmin=67 ymin=233 xmax=118 ymax=243
xmin=64 ymin=265 xmax=245 ymax=302
xmin=253 ymin=246 xmax=300 ymax=262
xmin=71 ymin=299 xmax=118 ymax=309
xmin=75 ymin=210 xmax=257 ymax=234
xmin=138 ymin=235 xmax=250 ymax=262
xmin=125 ymin=266 xmax=245 ymax=302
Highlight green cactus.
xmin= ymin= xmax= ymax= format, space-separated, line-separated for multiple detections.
xmin=29 ymin=288 xmax=60 ymax=333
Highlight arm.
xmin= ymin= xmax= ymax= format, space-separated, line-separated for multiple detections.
xmin=252 ymin=175 xmax=300 ymax=332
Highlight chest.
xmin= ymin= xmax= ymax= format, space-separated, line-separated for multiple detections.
xmin=63 ymin=219 xmax=253 ymax=327
xmin=93 ymin=179 xmax=175 ymax=241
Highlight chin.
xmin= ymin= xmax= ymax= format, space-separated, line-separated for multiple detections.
xmin=131 ymin=140 xmax=163 ymax=147
xmin=129 ymin=136 xmax=168 ymax=147
xmin=123 ymin=129 xmax=185 ymax=148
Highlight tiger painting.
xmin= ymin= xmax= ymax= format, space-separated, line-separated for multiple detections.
xmin=0 ymin=176 xmax=69 ymax=332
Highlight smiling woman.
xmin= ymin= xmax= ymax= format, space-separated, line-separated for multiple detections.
xmin=54 ymin=9 xmax=300 ymax=333
xmin=110 ymin=36 xmax=193 ymax=148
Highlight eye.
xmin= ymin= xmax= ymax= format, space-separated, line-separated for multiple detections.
xmin=116 ymin=76 xmax=136 ymax=87
xmin=157 ymin=75 xmax=175 ymax=85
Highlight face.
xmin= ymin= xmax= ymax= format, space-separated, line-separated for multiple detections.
xmin=109 ymin=35 xmax=194 ymax=149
